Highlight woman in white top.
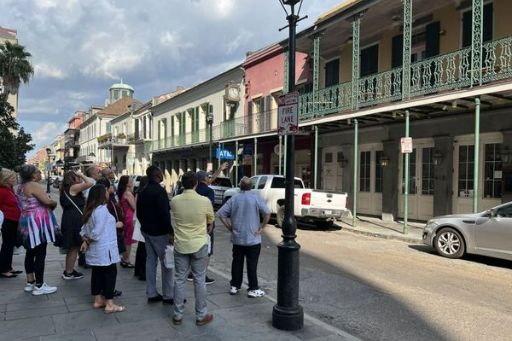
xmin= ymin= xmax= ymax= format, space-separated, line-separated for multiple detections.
xmin=80 ymin=184 xmax=125 ymax=314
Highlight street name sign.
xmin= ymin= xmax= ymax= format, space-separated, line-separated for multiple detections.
xmin=400 ymin=137 xmax=413 ymax=154
xmin=278 ymin=91 xmax=299 ymax=136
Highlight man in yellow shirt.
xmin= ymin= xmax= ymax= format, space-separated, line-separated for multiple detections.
xmin=170 ymin=171 xmax=214 ymax=326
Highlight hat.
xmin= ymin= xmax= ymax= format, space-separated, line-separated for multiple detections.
xmin=196 ymin=171 xmax=210 ymax=182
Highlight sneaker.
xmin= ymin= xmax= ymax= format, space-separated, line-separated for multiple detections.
xmin=24 ymin=282 xmax=35 ymax=292
xmin=205 ymin=276 xmax=215 ymax=285
xmin=196 ymin=313 xmax=214 ymax=326
xmin=187 ymin=273 xmax=193 ymax=282
xmin=229 ymin=286 xmax=239 ymax=295
xmin=62 ymin=270 xmax=84 ymax=280
xmin=247 ymin=289 xmax=265 ymax=298
xmin=147 ymin=294 xmax=163 ymax=303
xmin=32 ymin=283 xmax=57 ymax=296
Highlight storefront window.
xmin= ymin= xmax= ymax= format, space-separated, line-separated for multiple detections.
xmin=422 ymin=148 xmax=435 ymax=195
xmin=458 ymin=145 xmax=474 ymax=197
xmin=484 ymin=143 xmax=502 ymax=198
xmin=359 ymin=151 xmax=371 ymax=192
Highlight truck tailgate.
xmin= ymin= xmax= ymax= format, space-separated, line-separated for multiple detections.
xmin=310 ymin=191 xmax=347 ymax=212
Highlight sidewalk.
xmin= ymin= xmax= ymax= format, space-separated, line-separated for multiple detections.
xmin=0 ymin=243 xmax=357 ymax=341
xmin=335 ymin=216 xmax=424 ymax=243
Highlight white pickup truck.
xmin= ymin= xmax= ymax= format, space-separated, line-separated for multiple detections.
xmin=222 ymin=175 xmax=349 ymax=228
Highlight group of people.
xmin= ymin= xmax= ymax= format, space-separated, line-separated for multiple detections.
xmin=0 ymin=161 xmax=271 ymax=325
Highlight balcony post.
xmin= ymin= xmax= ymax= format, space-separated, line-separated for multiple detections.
xmin=473 ymin=97 xmax=481 ymax=212
xmin=352 ymin=119 xmax=358 ymax=227
xmin=313 ymin=34 xmax=320 ymax=115
xmin=351 ymin=14 xmax=361 ymax=110
xmin=471 ymin=0 xmax=483 ymax=86
xmin=402 ymin=0 xmax=412 ymax=100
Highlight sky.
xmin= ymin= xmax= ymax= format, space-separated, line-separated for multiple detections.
xmin=1 ymin=0 xmax=344 ymax=158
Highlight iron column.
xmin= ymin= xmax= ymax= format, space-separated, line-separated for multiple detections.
xmin=272 ymin=0 xmax=304 ymax=331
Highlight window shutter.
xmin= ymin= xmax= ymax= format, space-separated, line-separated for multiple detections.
xmin=462 ymin=3 xmax=492 ymax=48
xmin=425 ymin=21 xmax=440 ymax=58
xmin=483 ymin=3 xmax=493 ymax=42
xmin=360 ymin=45 xmax=379 ymax=77
xmin=324 ymin=59 xmax=340 ymax=87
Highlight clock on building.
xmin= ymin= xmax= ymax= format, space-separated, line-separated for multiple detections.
xmin=225 ymin=83 xmax=240 ymax=102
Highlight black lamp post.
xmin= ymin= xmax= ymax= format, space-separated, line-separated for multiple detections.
xmin=272 ymin=0 xmax=305 ymax=331
xmin=46 ymin=148 xmax=52 ymax=193
xmin=207 ymin=111 xmax=214 ymax=169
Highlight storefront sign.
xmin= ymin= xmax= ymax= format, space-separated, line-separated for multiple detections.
xmin=216 ymin=148 xmax=235 ymax=160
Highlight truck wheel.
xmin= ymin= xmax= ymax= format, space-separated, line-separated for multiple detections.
xmin=276 ymin=205 xmax=284 ymax=228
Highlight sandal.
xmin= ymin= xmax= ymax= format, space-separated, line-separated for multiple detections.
xmin=104 ymin=305 xmax=126 ymax=314
xmin=10 ymin=270 xmax=23 ymax=275
xmin=120 ymin=261 xmax=134 ymax=268
xmin=93 ymin=303 xmax=106 ymax=309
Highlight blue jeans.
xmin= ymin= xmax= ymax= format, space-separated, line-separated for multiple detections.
xmin=173 ymin=244 xmax=208 ymax=320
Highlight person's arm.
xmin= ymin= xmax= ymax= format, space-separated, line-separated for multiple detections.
xmin=216 ymin=199 xmax=232 ymax=231
xmin=256 ymin=196 xmax=272 ymax=234
xmin=207 ymin=188 xmax=215 ymax=205
xmin=70 ymin=173 xmax=94 ymax=196
xmin=206 ymin=199 xmax=215 ymax=233
xmin=158 ymin=188 xmax=172 ymax=234
xmin=30 ymin=183 xmax=57 ymax=209
xmin=209 ymin=162 xmax=229 ymax=184
xmin=124 ymin=191 xmax=136 ymax=210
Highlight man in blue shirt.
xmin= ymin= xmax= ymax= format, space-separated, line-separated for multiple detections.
xmin=217 ymin=177 xmax=270 ymax=298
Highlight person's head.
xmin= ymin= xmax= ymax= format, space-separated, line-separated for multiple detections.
xmin=96 ymin=177 xmax=114 ymax=195
xmin=0 ymin=169 xmax=16 ymax=187
xmin=19 ymin=164 xmax=41 ymax=183
xmin=85 ymin=166 xmax=100 ymax=180
xmin=83 ymin=184 xmax=108 ymax=224
xmin=60 ymin=170 xmax=82 ymax=194
xmin=181 ymin=171 xmax=197 ymax=190
xmin=146 ymin=165 xmax=163 ymax=183
xmin=101 ymin=167 xmax=115 ymax=181
xmin=196 ymin=171 xmax=210 ymax=185
xmin=117 ymin=175 xmax=132 ymax=198
xmin=239 ymin=177 xmax=252 ymax=191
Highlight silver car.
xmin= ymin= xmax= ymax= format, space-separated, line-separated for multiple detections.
xmin=423 ymin=202 xmax=512 ymax=261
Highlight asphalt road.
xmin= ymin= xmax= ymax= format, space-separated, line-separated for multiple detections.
xmin=211 ymin=220 xmax=512 ymax=341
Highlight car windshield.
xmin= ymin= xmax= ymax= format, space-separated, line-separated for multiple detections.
xmin=270 ymin=177 xmax=303 ymax=189
xmin=211 ymin=178 xmax=232 ymax=187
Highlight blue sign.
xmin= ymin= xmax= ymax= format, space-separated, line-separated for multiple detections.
xmin=216 ymin=148 xmax=235 ymax=160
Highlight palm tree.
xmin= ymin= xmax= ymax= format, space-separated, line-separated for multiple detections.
xmin=0 ymin=41 xmax=34 ymax=95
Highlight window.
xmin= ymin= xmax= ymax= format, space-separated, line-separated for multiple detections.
xmin=375 ymin=151 xmax=383 ymax=193
xmin=325 ymin=152 xmax=333 ymax=163
xmin=402 ymin=150 xmax=417 ymax=194
xmin=360 ymin=44 xmax=379 ymax=77
xmin=253 ymin=97 xmax=264 ymax=113
xmin=484 ymin=143 xmax=502 ymax=198
xmin=257 ymin=176 xmax=268 ymax=189
xmin=496 ymin=203 xmax=512 ymax=218
xmin=251 ymin=176 xmax=259 ymax=189
xmin=458 ymin=145 xmax=474 ymax=197
xmin=422 ymin=148 xmax=435 ymax=195
xmin=462 ymin=3 xmax=493 ymax=48
xmin=270 ymin=177 xmax=304 ymax=189
xmin=359 ymin=151 xmax=371 ymax=192
xmin=324 ymin=59 xmax=340 ymax=88
xmin=211 ymin=178 xmax=232 ymax=187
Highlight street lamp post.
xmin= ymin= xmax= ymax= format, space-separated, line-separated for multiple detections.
xmin=272 ymin=0 xmax=305 ymax=331
xmin=46 ymin=148 xmax=52 ymax=194
xmin=207 ymin=110 xmax=214 ymax=170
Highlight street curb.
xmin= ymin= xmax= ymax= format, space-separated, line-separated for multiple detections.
xmin=336 ymin=224 xmax=422 ymax=244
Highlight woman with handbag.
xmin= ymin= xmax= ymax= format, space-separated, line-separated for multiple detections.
xmin=80 ymin=184 xmax=125 ymax=314
xmin=0 ymin=169 xmax=21 ymax=278
xmin=16 ymin=165 xmax=59 ymax=295
xmin=60 ymin=170 xmax=94 ymax=280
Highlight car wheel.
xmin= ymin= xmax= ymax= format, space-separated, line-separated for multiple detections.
xmin=315 ymin=220 xmax=334 ymax=229
xmin=276 ymin=205 xmax=284 ymax=228
xmin=434 ymin=227 xmax=465 ymax=259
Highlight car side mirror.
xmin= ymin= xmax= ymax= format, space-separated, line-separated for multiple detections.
xmin=490 ymin=209 xmax=498 ymax=219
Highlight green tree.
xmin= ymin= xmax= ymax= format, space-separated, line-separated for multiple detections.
xmin=0 ymin=94 xmax=34 ymax=169
xmin=0 ymin=41 xmax=34 ymax=94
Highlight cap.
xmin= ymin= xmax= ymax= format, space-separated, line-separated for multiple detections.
xmin=196 ymin=171 xmax=210 ymax=182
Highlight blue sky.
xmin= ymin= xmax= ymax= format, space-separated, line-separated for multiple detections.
xmin=1 ymin=0 xmax=344 ymax=157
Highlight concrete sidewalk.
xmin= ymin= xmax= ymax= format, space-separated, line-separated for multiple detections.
xmin=335 ymin=216 xmax=424 ymax=243
xmin=0 ymin=243 xmax=357 ymax=341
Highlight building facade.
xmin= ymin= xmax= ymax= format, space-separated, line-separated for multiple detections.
xmin=0 ymin=25 xmax=19 ymax=120
xmin=64 ymin=111 xmax=84 ymax=169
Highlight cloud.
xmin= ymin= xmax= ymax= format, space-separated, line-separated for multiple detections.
xmin=34 ymin=63 xmax=67 ymax=79
xmin=31 ymin=122 xmax=65 ymax=147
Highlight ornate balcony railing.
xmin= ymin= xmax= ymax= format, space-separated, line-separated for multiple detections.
xmin=359 ymin=67 xmax=402 ymax=107
xmin=482 ymin=36 xmax=512 ymax=83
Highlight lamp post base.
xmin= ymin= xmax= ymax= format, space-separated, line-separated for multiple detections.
xmin=272 ymin=305 xmax=304 ymax=331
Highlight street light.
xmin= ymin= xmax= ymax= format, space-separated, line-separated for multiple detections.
xmin=273 ymin=0 xmax=305 ymax=332
xmin=207 ymin=109 xmax=214 ymax=170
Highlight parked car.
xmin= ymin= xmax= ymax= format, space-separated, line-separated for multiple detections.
xmin=210 ymin=177 xmax=233 ymax=207
xmin=423 ymin=201 xmax=512 ymax=261
xmin=223 ymin=175 xmax=349 ymax=228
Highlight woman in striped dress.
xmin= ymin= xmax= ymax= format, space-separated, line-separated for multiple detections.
xmin=16 ymin=165 xmax=59 ymax=296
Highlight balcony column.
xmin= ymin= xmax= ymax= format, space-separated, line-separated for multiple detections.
xmin=402 ymin=0 xmax=412 ymax=100
xmin=471 ymin=0 xmax=484 ymax=86
xmin=351 ymin=14 xmax=362 ymax=110
xmin=312 ymin=34 xmax=320 ymax=116
xmin=473 ymin=97 xmax=481 ymax=213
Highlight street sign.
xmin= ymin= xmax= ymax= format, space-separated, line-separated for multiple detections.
xmin=216 ymin=148 xmax=235 ymax=160
xmin=400 ymin=137 xmax=413 ymax=154
xmin=278 ymin=91 xmax=299 ymax=135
